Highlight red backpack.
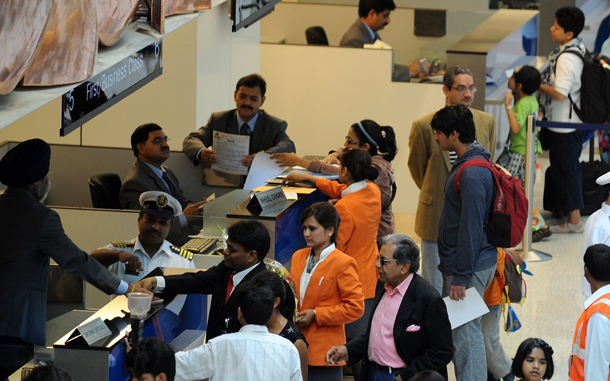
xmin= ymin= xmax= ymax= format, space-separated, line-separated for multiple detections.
xmin=455 ymin=158 xmax=529 ymax=248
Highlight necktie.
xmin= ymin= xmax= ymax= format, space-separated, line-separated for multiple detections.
xmin=240 ymin=123 xmax=251 ymax=136
xmin=162 ymin=171 xmax=176 ymax=198
xmin=225 ymin=273 xmax=235 ymax=303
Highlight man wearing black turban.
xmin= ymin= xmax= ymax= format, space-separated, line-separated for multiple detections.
xmin=0 ymin=139 xmax=136 ymax=379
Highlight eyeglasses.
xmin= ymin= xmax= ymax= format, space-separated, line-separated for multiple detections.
xmin=345 ymin=136 xmax=364 ymax=146
xmin=451 ymin=86 xmax=477 ymax=94
xmin=147 ymin=137 xmax=170 ymax=145
xmin=376 ymin=255 xmax=398 ymax=266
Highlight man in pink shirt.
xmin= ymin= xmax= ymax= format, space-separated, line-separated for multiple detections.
xmin=326 ymin=234 xmax=453 ymax=380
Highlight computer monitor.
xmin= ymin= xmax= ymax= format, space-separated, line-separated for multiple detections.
xmin=230 ymin=0 xmax=281 ymax=33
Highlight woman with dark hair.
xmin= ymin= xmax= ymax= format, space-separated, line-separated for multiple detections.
xmin=251 ymin=271 xmax=309 ymax=380
xmin=284 ymin=150 xmax=380 ymax=355
xmin=290 ymin=202 xmax=364 ymax=381
xmin=272 ymin=119 xmax=396 ymax=242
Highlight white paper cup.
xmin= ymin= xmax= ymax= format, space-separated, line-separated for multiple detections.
xmin=127 ymin=292 xmax=152 ymax=318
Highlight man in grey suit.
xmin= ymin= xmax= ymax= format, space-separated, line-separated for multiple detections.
xmin=408 ymin=66 xmax=496 ymax=294
xmin=340 ymin=0 xmax=411 ymax=82
xmin=0 ymin=139 xmax=133 ymax=379
xmin=340 ymin=0 xmax=395 ymax=48
xmin=120 ymin=123 xmax=205 ymax=245
xmin=183 ymin=74 xmax=295 ymax=170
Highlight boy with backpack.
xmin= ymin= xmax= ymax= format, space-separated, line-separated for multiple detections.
xmin=539 ymin=6 xmax=586 ymax=233
xmin=498 ymin=65 xmax=551 ymax=242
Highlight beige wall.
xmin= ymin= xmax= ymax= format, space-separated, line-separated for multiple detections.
xmin=260 ymin=43 xmax=446 ymax=215
xmin=261 ymin=2 xmax=493 ymax=65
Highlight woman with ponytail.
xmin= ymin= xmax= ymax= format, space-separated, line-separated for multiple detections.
xmin=284 ymin=148 xmax=381 ymax=344
xmin=272 ymin=120 xmax=396 ymax=242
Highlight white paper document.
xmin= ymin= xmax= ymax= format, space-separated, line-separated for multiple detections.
xmin=243 ymin=153 xmax=285 ymax=190
xmin=443 ymin=287 xmax=490 ymax=330
xmin=212 ymin=131 xmax=249 ymax=175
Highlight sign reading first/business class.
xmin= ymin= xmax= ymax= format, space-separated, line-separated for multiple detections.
xmin=61 ymin=39 xmax=163 ymax=136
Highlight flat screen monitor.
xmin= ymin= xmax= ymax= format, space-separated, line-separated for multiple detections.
xmin=230 ymin=0 xmax=281 ymax=32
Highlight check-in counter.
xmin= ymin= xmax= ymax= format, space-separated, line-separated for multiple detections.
xmin=54 ymin=291 xmax=207 ymax=381
xmin=227 ymin=189 xmax=328 ymax=266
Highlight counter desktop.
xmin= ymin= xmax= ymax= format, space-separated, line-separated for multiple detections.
xmin=53 ymin=272 xmax=207 ymax=381
xmin=35 ymin=185 xmax=324 ymax=380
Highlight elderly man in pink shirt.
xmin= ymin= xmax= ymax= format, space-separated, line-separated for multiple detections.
xmin=326 ymin=234 xmax=453 ymax=380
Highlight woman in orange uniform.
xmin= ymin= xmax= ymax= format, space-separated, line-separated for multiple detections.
xmin=285 ymin=148 xmax=381 ymax=343
xmin=291 ymin=202 xmax=364 ymax=381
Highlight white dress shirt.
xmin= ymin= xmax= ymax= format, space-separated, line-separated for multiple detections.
xmin=582 ymin=202 xmax=610 ymax=296
xmin=174 ymin=324 xmax=302 ymax=381
xmin=582 ymin=284 xmax=610 ymax=381
xmin=299 ymin=243 xmax=335 ymax=305
xmin=103 ymin=237 xmax=195 ymax=284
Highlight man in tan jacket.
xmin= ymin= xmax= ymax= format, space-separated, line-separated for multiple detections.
xmin=408 ymin=66 xmax=496 ymax=294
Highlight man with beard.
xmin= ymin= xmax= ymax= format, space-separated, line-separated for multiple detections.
xmin=133 ymin=219 xmax=270 ymax=341
xmin=120 ymin=123 xmax=205 ymax=245
xmin=0 ymin=139 xmax=133 ymax=379
xmin=182 ymin=74 xmax=295 ymax=170
xmin=92 ymin=191 xmax=196 ymax=283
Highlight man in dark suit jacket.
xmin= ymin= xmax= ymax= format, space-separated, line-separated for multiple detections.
xmin=182 ymin=73 xmax=295 ymax=170
xmin=339 ymin=0 xmax=395 ymax=48
xmin=326 ymin=234 xmax=452 ymax=381
xmin=0 ymin=139 xmax=131 ymax=379
xmin=134 ymin=219 xmax=270 ymax=341
xmin=120 ymin=123 xmax=205 ymax=245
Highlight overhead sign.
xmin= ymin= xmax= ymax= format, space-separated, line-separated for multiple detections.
xmin=61 ymin=39 xmax=163 ymax=136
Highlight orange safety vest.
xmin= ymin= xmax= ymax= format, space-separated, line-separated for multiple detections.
xmin=569 ymin=292 xmax=610 ymax=381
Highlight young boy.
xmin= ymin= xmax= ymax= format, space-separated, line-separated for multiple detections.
xmin=499 ymin=65 xmax=551 ymax=242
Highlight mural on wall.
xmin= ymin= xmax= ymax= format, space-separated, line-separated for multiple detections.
xmin=0 ymin=0 xmax=211 ymax=95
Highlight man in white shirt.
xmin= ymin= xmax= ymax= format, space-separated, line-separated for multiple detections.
xmin=582 ymin=172 xmax=610 ymax=296
xmin=174 ymin=281 xmax=302 ymax=381
xmin=92 ymin=191 xmax=196 ymax=283
xmin=569 ymin=243 xmax=610 ymax=380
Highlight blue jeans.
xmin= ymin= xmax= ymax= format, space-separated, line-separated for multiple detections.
xmin=367 ymin=365 xmax=402 ymax=381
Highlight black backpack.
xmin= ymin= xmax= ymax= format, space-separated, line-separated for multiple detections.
xmin=557 ymin=48 xmax=610 ymax=124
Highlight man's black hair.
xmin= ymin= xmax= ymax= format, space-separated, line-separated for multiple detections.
xmin=130 ymin=123 xmax=162 ymax=157
xmin=23 ymin=365 xmax=74 ymax=381
xmin=235 ymin=74 xmax=267 ymax=97
xmin=430 ymin=104 xmax=476 ymax=144
xmin=584 ymin=243 xmax=610 ymax=282
xmin=555 ymin=6 xmax=585 ymax=38
xmin=124 ymin=337 xmax=176 ymax=381
xmin=227 ymin=220 xmax=270 ymax=261
xmin=358 ymin=0 xmax=396 ymax=18
xmin=237 ymin=281 xmax=275 ymax=325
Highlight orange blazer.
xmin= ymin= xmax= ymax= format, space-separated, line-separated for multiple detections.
xmin=292 ymin=247 xmax=365 ymax=366
xmin=316 ymin=178 xmax=381 ymax=298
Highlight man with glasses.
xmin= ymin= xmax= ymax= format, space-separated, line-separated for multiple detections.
xmin=326 ymin=234 xmax=452 ymax=380
xmin=120 ymin=123 xmax=205 ymax=245
xmin=408 ymin=66 xmax=496 ymax=295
